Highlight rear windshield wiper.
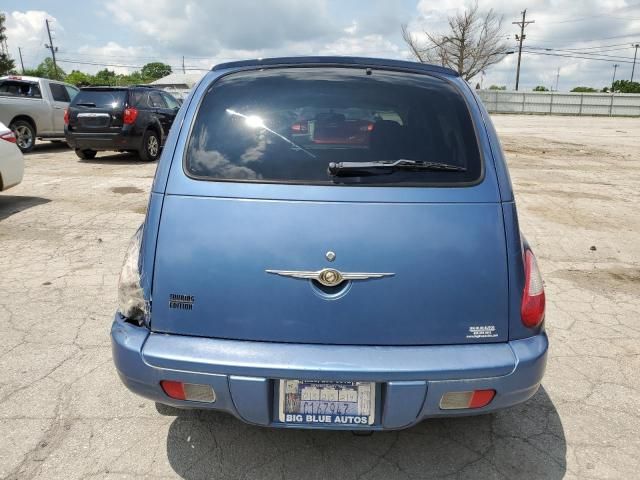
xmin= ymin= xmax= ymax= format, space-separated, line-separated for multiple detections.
xmin=75 ymin=102 xmax=96 ymax=107
xmin=328 ymin=159 xmax=467 ymax=177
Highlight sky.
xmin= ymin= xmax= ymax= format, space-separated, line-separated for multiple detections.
xmin=2 ymin=0 xmax=640 ymax=91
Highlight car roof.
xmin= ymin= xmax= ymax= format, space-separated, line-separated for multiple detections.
xmin=0 ymin=75 xmax=45 ymax=83
xmin=211 ymin=56 xmax=459 ymax=77
xmin=78 ymin=86 xmax=162 ymax=91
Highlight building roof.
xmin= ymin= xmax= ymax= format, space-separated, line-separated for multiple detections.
xmin=149 ymin=72 xmax=204 ymax=88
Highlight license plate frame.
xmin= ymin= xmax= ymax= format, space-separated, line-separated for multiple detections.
xmin=278 ymin=379 xmax=376 ymax=426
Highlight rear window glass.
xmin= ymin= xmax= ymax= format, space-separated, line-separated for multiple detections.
xmin=185 ymin=67 xmax=482 ymax=186
xmin=71 ymin=89 xmax=127 ymax=108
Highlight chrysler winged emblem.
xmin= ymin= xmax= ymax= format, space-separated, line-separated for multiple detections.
xmin=265 ymin=267 xmax=394 ymax=287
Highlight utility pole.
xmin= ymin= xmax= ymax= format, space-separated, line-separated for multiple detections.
xmin=612 ymin=64 xmax=619 ymax=91
xmin=513 ymin=9 xmax=535 ymax=91
xmin=182 ymin=56 xmax=185 ymax=74
xmin=554 ymin=67 xmax=560 ymax=91
xmin=632 ymin=44 xmax=639 ymax=83
xmin=44 ymin=19 xmax=59 ymax=78
xmin=18 ymin=47 xmax=25 ymax=74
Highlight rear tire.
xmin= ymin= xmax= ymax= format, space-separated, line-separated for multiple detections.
xmin=139 ymin=130 xmax=160 ymax=162
xmin=75 ymin=149 xmax=97 ymax=160
xmin=10 ymin=120 xmax=36 ymax=153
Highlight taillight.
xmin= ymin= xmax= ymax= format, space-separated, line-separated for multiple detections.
xmin=123 ymin=107 xmax=138 ymax=125
xmin=64 ymin=108 xmax=69 ymax=125
xmin=440 ymin=390 xmax=496 ymax=410
xmin=521 ymin=249 xmax=545 ymax=327
xmin=0 ymin=130 xmax=17 ymax=143
xmin=291 ymin=122 xmax=308 ymax=133
xmin=160 ymin=381 xmax=216 ymax=403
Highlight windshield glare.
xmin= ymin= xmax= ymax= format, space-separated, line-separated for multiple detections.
xmin=186 ymin=67 xmax=482 ymax=185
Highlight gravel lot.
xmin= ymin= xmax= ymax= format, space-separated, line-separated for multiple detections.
xmin=1 ymin=115 xmax=639 ymax=479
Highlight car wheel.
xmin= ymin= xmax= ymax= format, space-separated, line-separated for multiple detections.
xmin=75 ymin=149 xmax=97 ymax=160
xmin=10 ymin=120 xmax=36 ymax=153
xmin=139 ymin=130 xmax=160 ymax=162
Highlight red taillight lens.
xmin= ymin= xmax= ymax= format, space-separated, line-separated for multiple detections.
xmin=0 ymin=130 xmax=17 ymax=143
xmin=440 ymin=389 xmax=496 ymax=409
xmin=521 ymin=249 xmax=545 ymax=328
xmin=160 ymin=380 xmax=185 ymax=400
xmin=64 ymin=108 xmax=69 ymax=125
xmin=291 ymin=122 xmax=308 ymax=133
xmin=160 ymin=380 xmax=216 ymax=403
xmin=468 ymin=389 xmax=496 ymax=408
xmin=123 ymin=107 xmax=138 ymax=125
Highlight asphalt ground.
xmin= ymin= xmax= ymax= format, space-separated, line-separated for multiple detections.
xmin=1 ymin=115 xmax=639 ymax=479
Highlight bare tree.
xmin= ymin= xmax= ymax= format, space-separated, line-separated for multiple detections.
xmin=402 ymin=2 xmax=509 ymax=81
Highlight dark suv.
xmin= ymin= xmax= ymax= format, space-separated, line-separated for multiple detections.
xmin=65 ymin=86 xmax=181 ymax=161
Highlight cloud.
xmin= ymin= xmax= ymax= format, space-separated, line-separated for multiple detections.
xmin=4 ymin=11 xmax=64 ymax=69
xmin=3 ymin=1 xmax=639 ymax=90
xmin=406 ymin=0 xmax=640 ymax=89
xmin=104 ymin=0 xmax=341 ymax=56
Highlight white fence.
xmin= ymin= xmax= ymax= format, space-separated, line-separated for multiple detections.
xmin=477 ymin=90 xmax=640 ymax=117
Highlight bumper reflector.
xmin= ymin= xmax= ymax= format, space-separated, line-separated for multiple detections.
xmin=439 ymin=389 xmax=496 ymax=410
xmin=160 ymin=381 xmax=216 ymax=403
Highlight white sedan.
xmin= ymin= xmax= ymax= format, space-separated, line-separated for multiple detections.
xmin=0 ymin=121 xmax=24 ymax=191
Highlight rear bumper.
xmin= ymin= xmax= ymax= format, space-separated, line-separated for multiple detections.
xmin=65 ymin=129 xmax=140 ymax=151
xmin=0 ymin=147 xmax=24 ymax=191
xmin=111 ymin=313 xmax=548 ymax=430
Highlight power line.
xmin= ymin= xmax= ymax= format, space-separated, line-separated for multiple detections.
xmin=522 ymin=49 xmax=636 ymax=64
xmin=537 ymin=42 xmax=633 ymax=51
xmin=526 ymin=46 xmax=636 ymax=60
xmin=525 ymin=32 xmax=640 ymax=44
xmin=545 ymin=14 xmax=640 ymax=24
xmin=56 ymin=58 xmax=209 ymax=70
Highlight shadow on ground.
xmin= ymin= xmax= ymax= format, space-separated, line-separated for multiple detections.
xmin=0 ymin=195 xmax=50 ymax=221
xmin=77 ymin=151 xmax=152 ymax=165
xmin=163 ymin=386 xmax=565 ymax=479
xmin=27 ymin=141 xmax=70 ymax=153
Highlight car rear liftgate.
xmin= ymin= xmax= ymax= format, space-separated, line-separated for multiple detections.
xmin=150 ymin=195 xmax=509 ymax=346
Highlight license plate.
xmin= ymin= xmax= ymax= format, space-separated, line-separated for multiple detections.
xmin=278 ymin=380 xmax=376 ymax=426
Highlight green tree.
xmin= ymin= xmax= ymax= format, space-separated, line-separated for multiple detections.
xmin=141 ymin=62 xmax=172 ymax=81
xmin=611 ymin=80 xmax=640 ymax=93
xmin=65 ymin=70 xmax=92 ymax=86
xmin=92 ymin=68 xmax=117 ymax=86
xmin=0 ymin=13 xmax=17 ymax=75
xmin=118 ymin=70 xmax=145 ymax=86
xmin=488 ymin=85 xmax=506 ymax=90
xmin=30 ymin=57 xmax=67 ymax=81
xmin=533 ymin=85 xmax=549 ymax=91
xmin=570 ymin=86 xmax=598 ymax=93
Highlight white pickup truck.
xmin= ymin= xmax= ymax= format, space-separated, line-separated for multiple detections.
xmin=0 ymin=75 xmax=79 ymax=152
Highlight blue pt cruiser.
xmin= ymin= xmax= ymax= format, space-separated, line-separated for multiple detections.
xmin=112 ymin=56 xmax=547 ymax=431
